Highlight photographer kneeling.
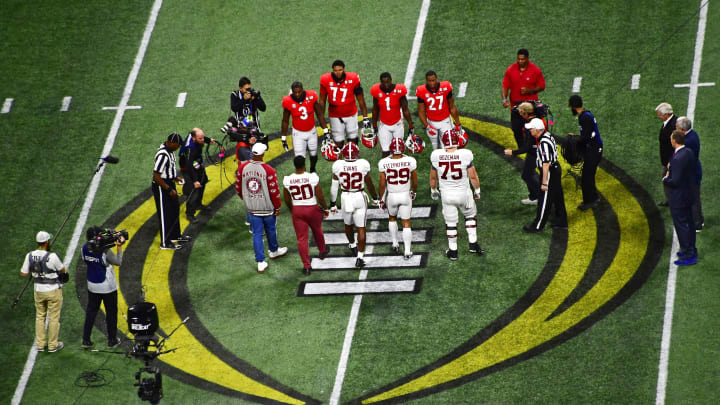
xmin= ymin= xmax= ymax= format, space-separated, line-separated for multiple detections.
xmin=81 ymin=226 xmax=125 ymax=349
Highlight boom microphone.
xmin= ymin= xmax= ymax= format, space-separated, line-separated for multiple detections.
xmin=102 ymin=156 xmax=120 ymax=164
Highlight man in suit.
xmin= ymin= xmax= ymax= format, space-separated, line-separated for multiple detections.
xmin=663 ymin=130 xmax=697 ymax=266
xmin=655 ymin=103 xmax=676 ymax=206
xmin=675 ymin=116 xmax=704 ymax=232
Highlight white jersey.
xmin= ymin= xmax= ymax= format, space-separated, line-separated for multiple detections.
xmin=430 ymin=148 xmax=474 ymax=193
xmin=332 ymin=159 xmax=371 ymax=192
xmin=283 ymin=172 xmax=320 ymax=206
xmin=378 ymin=155 xmax=417 ymax=194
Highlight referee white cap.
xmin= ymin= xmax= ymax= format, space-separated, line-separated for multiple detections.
xmin=36 ymin=231 xmax=52 ymax=243
xmin=252 ymin=143 xmax=267 ymax=156
xmin=525 ymin=118 xmax=545 ymax=130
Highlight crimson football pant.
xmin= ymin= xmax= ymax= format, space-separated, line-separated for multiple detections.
xmin=291 ymin=205 xmax=326 ymax=269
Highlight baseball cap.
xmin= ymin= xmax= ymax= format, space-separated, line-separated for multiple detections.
xmin=36 ymin=231 xmax=52 ymax=243
xmin=525 ymin=118 xmax=545 ymax=130
xmin=252 ymin=143 xmax=267 ymax=156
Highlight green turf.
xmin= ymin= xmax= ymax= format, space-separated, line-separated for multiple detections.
xmin=2 ymin=0 xmax=719 ymax=404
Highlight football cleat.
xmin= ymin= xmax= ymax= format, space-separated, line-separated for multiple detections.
xmin=389 ymin=137 xmax=405 ymax=155
xmin=321 ymin=138 xmax=340 ymax=161
xmin=355 ymin=258 xmax=366 ymax=268
xmin=391 ymin=244 xmax=400 ymax=253
xmin=445 ymin=249 xmax=458 ymax=261
xmin=405 ymin=134 xmax=425 ymax=154
xmin=441 ymin=129 xmax=462 ymax=149
xmin=360 ymin=127 xmax=378 ymax=148
xmin=469 ymin=242 xmax=484 ymax=255
xmin=341 ymin=141 xmax=360 ymax=161
xmin=403 ymin=252 xmax=413 ymax=260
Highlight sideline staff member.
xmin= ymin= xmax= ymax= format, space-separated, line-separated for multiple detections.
xmin=81 ymin=226 xmax=124 ymax=349
xmin=20 ymin=231 xmax=68 ymax=352
xmin=568 ymin=95 xmax=603 ymax=210
xmin=502 ymin=49 xmax=546 ymax=148
xmin=523 ymin=119 xmax=567 ymax=233
xmin=181 ymin=128 xmax=216 ymax=223
xmin=152 ymin=132 xmax=190 ymax=250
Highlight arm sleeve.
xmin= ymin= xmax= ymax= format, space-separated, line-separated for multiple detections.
xmin=186 ymin=147 xmax=200 ymax=182
xmin=354 ymin=85 xmax=364 ymax=95
xmin=230 ymin=91 xmax=241 ymax=113
xmin=578 ymin=113 xmax=595 ymax=144
xmin=105 ymin=249 xmax=123 ymax=266
xmin=235 ymin=164 xmax=244 ymax=199
xmin=512 ymin=131 xmax=531 ymax=155
xmin=255 ymin=95 xmax=266 ymax=112
xmin=264 ymin=165 xmax=282 ymax=209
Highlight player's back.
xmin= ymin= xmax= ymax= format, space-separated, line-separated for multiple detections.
xmin=332 ymin=159 xmax=370 ymax=192
xmin=378 ymin=155 xmax=416 ymax=193
xmin=431 ymin=149 xmax=473 ymax=192
xmin=283 ymin=172 xmax=319 ymax=206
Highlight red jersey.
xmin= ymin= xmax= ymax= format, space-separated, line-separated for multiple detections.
xmin=319 ymin=72 xmax=362 ymax=118
xmin=415 ymin=81 xmax=453 ymax=122
xmin=502 ymin=61 xmax=545 ymax=103
xmin=282 ymin=90 xmax=319 ymax=132
xmin=370 ymin=83 xmax=407 ymax=125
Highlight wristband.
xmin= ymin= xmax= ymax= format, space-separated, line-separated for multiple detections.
xmin=502 ymin=98 xmax=507 ymax=103
xmin=281 ymin=135 xmax=286 ymax=141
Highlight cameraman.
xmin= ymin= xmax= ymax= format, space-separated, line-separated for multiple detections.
xmin=20 ymin=231 xmax=68 ymax=353
xmin=180 ymin=128 xmax=217 ymax=223
xmin=81 ymin=226 xmax=124 ymax=349
xmin=231 ymin=77 xmax=266 ymax=161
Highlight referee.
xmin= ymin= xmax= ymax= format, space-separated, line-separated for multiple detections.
xmin=152 ymin=133 xmax=190 ymax=250
xmin=523 ymin=118 xmax=567 ymax=233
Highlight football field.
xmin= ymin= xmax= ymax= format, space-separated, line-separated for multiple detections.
xmin=1 ymin=0 xmax=719 ymax=404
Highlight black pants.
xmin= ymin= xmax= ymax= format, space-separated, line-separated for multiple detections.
xmin=582 ymin=145 xmax=602 ymax=204
xmin=671 ymin=206 xmax=696 ymax=256
xmin=531 ymin=163 xmax=567 ymax=230
xmin=183 ymin=176 xmax=206 ymax=217
xmin=510 ymin=108 xmax=525 ymax=149
xmin=83 ymin=290 xmax=118 ymax=344
xmin=522 ymin=148 xmax=541 ymax=200
xmin=152 ymin=181 xmax=180 ymax=246
xmin=691 ymin=183 xmax=703 ymax=228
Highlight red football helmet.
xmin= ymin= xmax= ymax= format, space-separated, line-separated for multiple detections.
xmin=441 ymin=129 xmax=461 ymax=149
xmin=321 ymin=138 xmax=340 ymax=161
xmin=341 ymin=141 xmax=360 ymax=161
xmin=457 ymin=129 xmax=469 ymax=148
xmin=360 ymin=127 xmax=378 ymax=148
xmin=389 ymin=137 xmax=405 ymax=155
xmin=405 ymin=134 xmax=425 ymax=154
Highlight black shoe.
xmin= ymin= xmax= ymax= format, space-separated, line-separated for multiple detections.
xmin=81 ymin=340 xmax=94 ymax=349
xmin=551 ymin=224 xmax=568 ymax=230
xmin=445 ymin=249 xmax=458 ymax=261
xmin=523 ymin=224 xmax=543 ymax=234
xmin=171 ymin=235 xmax=192 ymax=243
xmin=391 ymin=244 xmax=400 ymax=253
xmin=160 ymin=244 xmax=182 ymax=250
xmin=658 ymin=201 xmax=669 ymax=207
xmin=696 ymin=223 xmax=703 ymax=233
xmin=469 ymin=242 xmax=484 ymax=255
xmin=319 ymin=246 xmax=330 ymax=260
xmin=348 ymin=244 xmax=358 ymax=256
xmin=108 ymin=337 xmax=121 ymax=348
xmin=578 ymin=199 xmax=599 ymax=211
xmin=303 ymin=267 xmax=312 ymax=276
xmin=186 ymin=214 xmax=198 ymax=224
xmin=355 ymin=258 xmax=365 ymax=268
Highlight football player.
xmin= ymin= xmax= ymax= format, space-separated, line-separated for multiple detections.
xmin=378 ymin=138 xmax=418 ymax=259
xmin=330 ymin=142 xmax=379 ymax=268
xmin=319 ymin=60 xmax=369 ymax=149
xmin=416 ymin=70 xmax=463 ymax=150
xmin=430 ymin=129 xmax=483 ymax=260
xmin=370 ymin=72 xmax=415 ymax=158
xmin=281 ymin=81 xmax=330 ymax=173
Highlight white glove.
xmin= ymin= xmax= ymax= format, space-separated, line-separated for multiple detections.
xmin=430 ymin=188 xmax=440 ymax=201
xmin=474 ymin=188 xmax=481 ymax=200
xmin=330 ymin=203 xmax=338 ymax=214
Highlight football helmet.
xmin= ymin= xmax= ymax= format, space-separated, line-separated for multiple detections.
xmin=321 ymin=138 xmax=340 ymax=161
xmin=360 ymin=127 xmax=378 ymax=148
xmin=441 ymin=129 xmax=461 ymax=149
xmin=389 ymin=137 xmax=405 ymax=155
xmin=457 ymin=129 xmax=469 ymax=148
xmin=341 ymin=141 xmax=360 ymax=161
xmin=405 ymin=134 xmax=425 ymax=154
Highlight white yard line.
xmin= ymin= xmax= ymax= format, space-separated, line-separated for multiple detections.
xmin=457 ymin=82 xmax=468 ymax=98
xmin=655 ymin=1 xmax=709 ymax=404
xmin=60 ymin=96 xmax=72 ymax=112
xmin=2 ymin=98 xmax=14 ymax=114
xmin=11 ymin=1 xmax=164 ymax=404
xmin=176 ymin=92 xmax=187 ymax=108
xmin=572 ymin=77 xmax=582 ymax=93
xmin=631 ymin=74 xmax=641 ymax=90
xmin=304 ymin=279 xmax=417 ymax=295
xmin=403 ymin=0 xmax=431 ymax=90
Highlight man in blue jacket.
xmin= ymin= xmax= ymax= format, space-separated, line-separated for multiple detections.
xmin=675 ymin=117 xmax=704 ymax=232
xmin=663 ymin=131 xmax=698 ymax=266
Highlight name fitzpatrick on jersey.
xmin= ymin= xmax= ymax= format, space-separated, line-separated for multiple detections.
xmin=382 ymin=161 xmax=412 ymax=168
xmin=438 ymin=154 xmax=460 ymax=160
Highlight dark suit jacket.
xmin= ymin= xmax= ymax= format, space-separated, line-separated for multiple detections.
xmin=683 ymin=129 xmax=702 ymax=184
xmin=663 ymin=146 xmax=697 ymax=208
xmin=659 ymin=115 xmax=676 ymax=167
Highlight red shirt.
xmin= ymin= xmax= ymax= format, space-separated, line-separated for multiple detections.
xmin=502 ymin=62 xmax=545 ymax=103
xmin=282 ymin=90 xmax=319 ymax=132
xmin=370 ymin=83 xmax=407 ymax=125
xmin=319 ymin=72 xmax=362 ymax=118
xmin=415 ymin=81 xmax=453 ymax=122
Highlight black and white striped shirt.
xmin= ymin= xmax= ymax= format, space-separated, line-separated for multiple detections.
xmin=153 ymin=143 xmax=177 ymax=179
xmin=535 ymin=132 xmax=559 ymax=168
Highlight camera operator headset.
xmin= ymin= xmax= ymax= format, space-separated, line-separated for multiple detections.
xmin=230 ymin=76 xmax=266 ymax=162
xmin=20 ymin=231 xmax=68 ymax=352
xmin=81 ymin=226 xmax=126 ymax=349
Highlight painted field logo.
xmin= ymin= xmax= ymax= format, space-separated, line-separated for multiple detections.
xmin=76 ymin=114 xmax=663 ymax=404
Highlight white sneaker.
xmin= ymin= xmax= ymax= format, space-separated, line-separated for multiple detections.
xmin=521 ymin=198 xmax=538 ymax=205
xmin=269 ymin=247 xmax=288 ymax=259
xmin=257 ymin=261 xmax=268 ymax=273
